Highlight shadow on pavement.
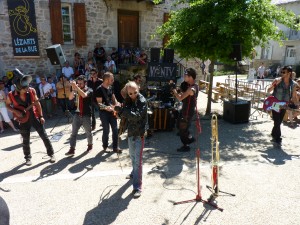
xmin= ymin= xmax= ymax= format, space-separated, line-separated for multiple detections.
xmin=68 ymin=150 xmax=113 ymax=180
xmin=32 ymin=152 xmax=88 ymax=182
xmin=83 ymin=180 xmax=132 ymax=225
xmin=0 ymin=161 xmax=48 ymax=182
xmin=258 ymin=147 xmax=300 ymax=165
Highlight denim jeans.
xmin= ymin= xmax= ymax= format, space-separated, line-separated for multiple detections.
xmin=99 ymin=111 xmax=118 ymax=149
xmin=70 ymin=114 xmax=93 ymax=148
xmin=19 ymin=112 xmax=54 ymax=159
xmin=128 ymin=136 xmax=144 ymax=191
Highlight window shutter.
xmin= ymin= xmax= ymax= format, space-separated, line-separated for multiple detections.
xmin=49 ymin=0 xmax=63 ymax=44
xmin=74 ymin=3 xmax=87 ymax=46
xmin=163 ymin=13 xmax=170 ymax=48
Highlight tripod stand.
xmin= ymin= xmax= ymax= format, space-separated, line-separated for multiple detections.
xmin=173 ymin=148 xmax=224 ymax=212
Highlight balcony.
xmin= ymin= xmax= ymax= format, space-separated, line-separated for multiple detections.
xmin=284 ymin=29 xmax=300 ymax=40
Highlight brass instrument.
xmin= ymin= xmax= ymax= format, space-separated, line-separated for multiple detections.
xmin=74 ymin=91 xmax=80 ymax=113
xmin=211 ymin=114 xmax=220 ymax=198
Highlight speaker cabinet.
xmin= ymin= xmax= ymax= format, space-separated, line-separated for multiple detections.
xmin=229 ymin=44 xmax=242 ymax=61
xmin=46 ymin=44 xmax=66 ymax=66
xmin=223 ymin=100 xmax=250 ymax=123
xmin=163 ymin=48 xmax=174 ymax=63
xmin=150 ymin=48 xmax=160 ymax=62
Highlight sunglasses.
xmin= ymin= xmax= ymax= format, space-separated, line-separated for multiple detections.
xmin=281 ymin=71 xmax=288 ymax=74
xmin=128 ymin=91 xmax=138 ymax=96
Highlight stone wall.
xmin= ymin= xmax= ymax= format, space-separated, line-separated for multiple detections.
xmin=0 ymin=0 xmax=172 ymax=77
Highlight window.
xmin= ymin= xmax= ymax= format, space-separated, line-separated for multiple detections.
xmin=61 ymin=4 xmax=73 ymax=44
xmin=50 ymin=0 xmax=86 ymax=46
xmin=286 ymin=47 xmax=296 ymax=58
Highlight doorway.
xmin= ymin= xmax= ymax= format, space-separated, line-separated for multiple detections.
xmin=118 ymin=10 xmax=139 ymax=48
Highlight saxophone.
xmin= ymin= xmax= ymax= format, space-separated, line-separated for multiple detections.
xmin=211 ymin=114 xmax=220 ymax=198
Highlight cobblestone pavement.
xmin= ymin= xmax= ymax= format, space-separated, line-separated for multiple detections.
xmin=0 ymin=77 xmax=300 ymax=225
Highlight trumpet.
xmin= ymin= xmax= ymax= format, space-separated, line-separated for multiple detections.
xmin=211 ymin=114 xmax=220 ymax=198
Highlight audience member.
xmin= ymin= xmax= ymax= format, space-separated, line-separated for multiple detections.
xmin=47 ymin=76 xmax=57 ymax=115
xmin=0 ymin=80 xmax=18 ymax=133
xmin=94 ymin=43 xmax=106 ymax=71
xmin=56 ymin=75 xmax=71 ymax=113
xmin=74 ymin=52 xmax=85 ymax=78
xmin=104 ymin=56 xmax=116 ymax=73
xmin=62 ymin=61 xmax=74 ymax=80
xmin=39 ymin=76 xmax=53 ymax=118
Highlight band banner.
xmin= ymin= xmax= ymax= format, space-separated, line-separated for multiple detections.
xmin=147 ymin=63 xmax=177 ymax=82
xmin=7 ymin=0 xmax=40 ymax=57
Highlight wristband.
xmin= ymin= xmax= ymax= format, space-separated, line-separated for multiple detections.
xmin=39 ymin=116 xmax=44 ymax=119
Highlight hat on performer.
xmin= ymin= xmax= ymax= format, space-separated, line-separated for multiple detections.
xmin=13 ymin=68 xmax=32 ymax=92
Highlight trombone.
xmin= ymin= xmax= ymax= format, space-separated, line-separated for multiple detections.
xmin=211 ymin=114 xmax=220 ymax=198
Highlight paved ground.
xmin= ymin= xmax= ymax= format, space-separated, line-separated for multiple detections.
xmin=1 ymin=76 xmax=300 ymax=225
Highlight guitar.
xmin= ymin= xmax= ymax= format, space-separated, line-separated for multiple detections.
xmin=13 ymin=100 xmax=39 ymax=123
xmin=263 ymin=96 xmax=300 ymax=112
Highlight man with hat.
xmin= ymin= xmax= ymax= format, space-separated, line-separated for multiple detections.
xmin=5 ymin=69 xmax=56 ymax=166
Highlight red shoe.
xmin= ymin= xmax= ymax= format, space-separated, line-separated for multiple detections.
xmin=86 ymin=144 xmax=93 ymax=153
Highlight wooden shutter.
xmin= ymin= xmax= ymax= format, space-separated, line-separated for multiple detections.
xmin=74 ymin=3 xmax=87 ymax=46
xmin=163 ymin=13 xmax=170 ymax=47
xmin=49 ymin=0 xmax=63 ymax=44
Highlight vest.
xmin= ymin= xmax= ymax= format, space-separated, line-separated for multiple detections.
xmin=8 ymin=87 xmax=39 ymax=118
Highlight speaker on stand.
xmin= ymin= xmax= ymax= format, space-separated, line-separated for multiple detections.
xmin=223 ymin=43 xmax=250 ymax=124
xmin=163 ymin=48 xmax=174 ymax=63
xmin=45 ymin=44 xmax=66 ymax=79
xmin=150 ymin=48 xmax=160 ymax=62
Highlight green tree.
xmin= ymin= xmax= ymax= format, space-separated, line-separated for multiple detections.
xmin=155 ymin=0 xmax=298 ymax=115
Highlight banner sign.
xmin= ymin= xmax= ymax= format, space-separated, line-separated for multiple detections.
xmin=147 ymin=63 xmax=177 ymax=81
xmin=7 ymin=0 xmax=40 ymax=57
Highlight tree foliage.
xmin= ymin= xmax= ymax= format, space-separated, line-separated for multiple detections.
xmin=155 ymin=0 xmax=298 ymax=63
xmin=154 ymin=0 xmax=299 ymax=114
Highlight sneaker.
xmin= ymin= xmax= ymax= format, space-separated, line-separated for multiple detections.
xmin=126 ymin=174 xmax=133 ymax=179
xmin=113 ymin=148 xmax=122 ymax=154
xmin=133 ymin=190 xmax=141 ymax=198
xmin=86 ymin=144 xmax=93 ymax=153
xmin=177 ymin=145 xmax=190 ymax=152
xmin=25 ymin=159 xmax=32 ymax=166
xmin=65 ymin=148 xmax=75 ymax=156
xmin=49 ymin=155 xmax=56 ymax=163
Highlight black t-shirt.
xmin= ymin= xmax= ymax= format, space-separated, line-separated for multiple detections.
xmin=181 ymin=84 xmax=199 ymax=120
xmin=94 ymin=85 xmax=114 ymax=106
xmin=77 ymin=87 xmax=93 ymax=116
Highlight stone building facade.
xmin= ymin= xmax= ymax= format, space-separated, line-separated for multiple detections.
xmin=0 ymin=0 xmax=188 ymax=77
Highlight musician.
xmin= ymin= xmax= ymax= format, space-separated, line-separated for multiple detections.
xmin=114 ymin=81 xmax=147 ymax=198
xmin=95 ymin=72 xmax=122 ymax=153
xmin=172 ymin=68 xmax=199 ymax=152
xmin=87 ymin=68 xmax=103 ymax=130
xmin=6 ymin=69 xmax=56 ymax=166
xmin=267 ymin=66 xmax=299 ymax=144
xmin=65 ymin=75 xmax=93 ymax=156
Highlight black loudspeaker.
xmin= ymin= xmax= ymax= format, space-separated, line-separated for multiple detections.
xmin=223 ymin=100 xmax=250 ymax=123
xmin=46 ymin=44 xmax=66 ymax=66
xmin=163 ymin=48 xmax=174 ymax=63
xmin=150 ymin=48 xmax=160 ymax=62
xmin=229 ymin=44 xmax=242 ymax=61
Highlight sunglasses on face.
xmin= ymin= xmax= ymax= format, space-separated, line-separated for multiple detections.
xmin=281 ymin=71 xmax=288 ymax=74
xmin=128 ymin=91 xmax=138 ymax=96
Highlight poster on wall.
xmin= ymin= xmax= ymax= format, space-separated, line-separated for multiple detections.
xmin=7 ymin=0 xmax=40 ymax=57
